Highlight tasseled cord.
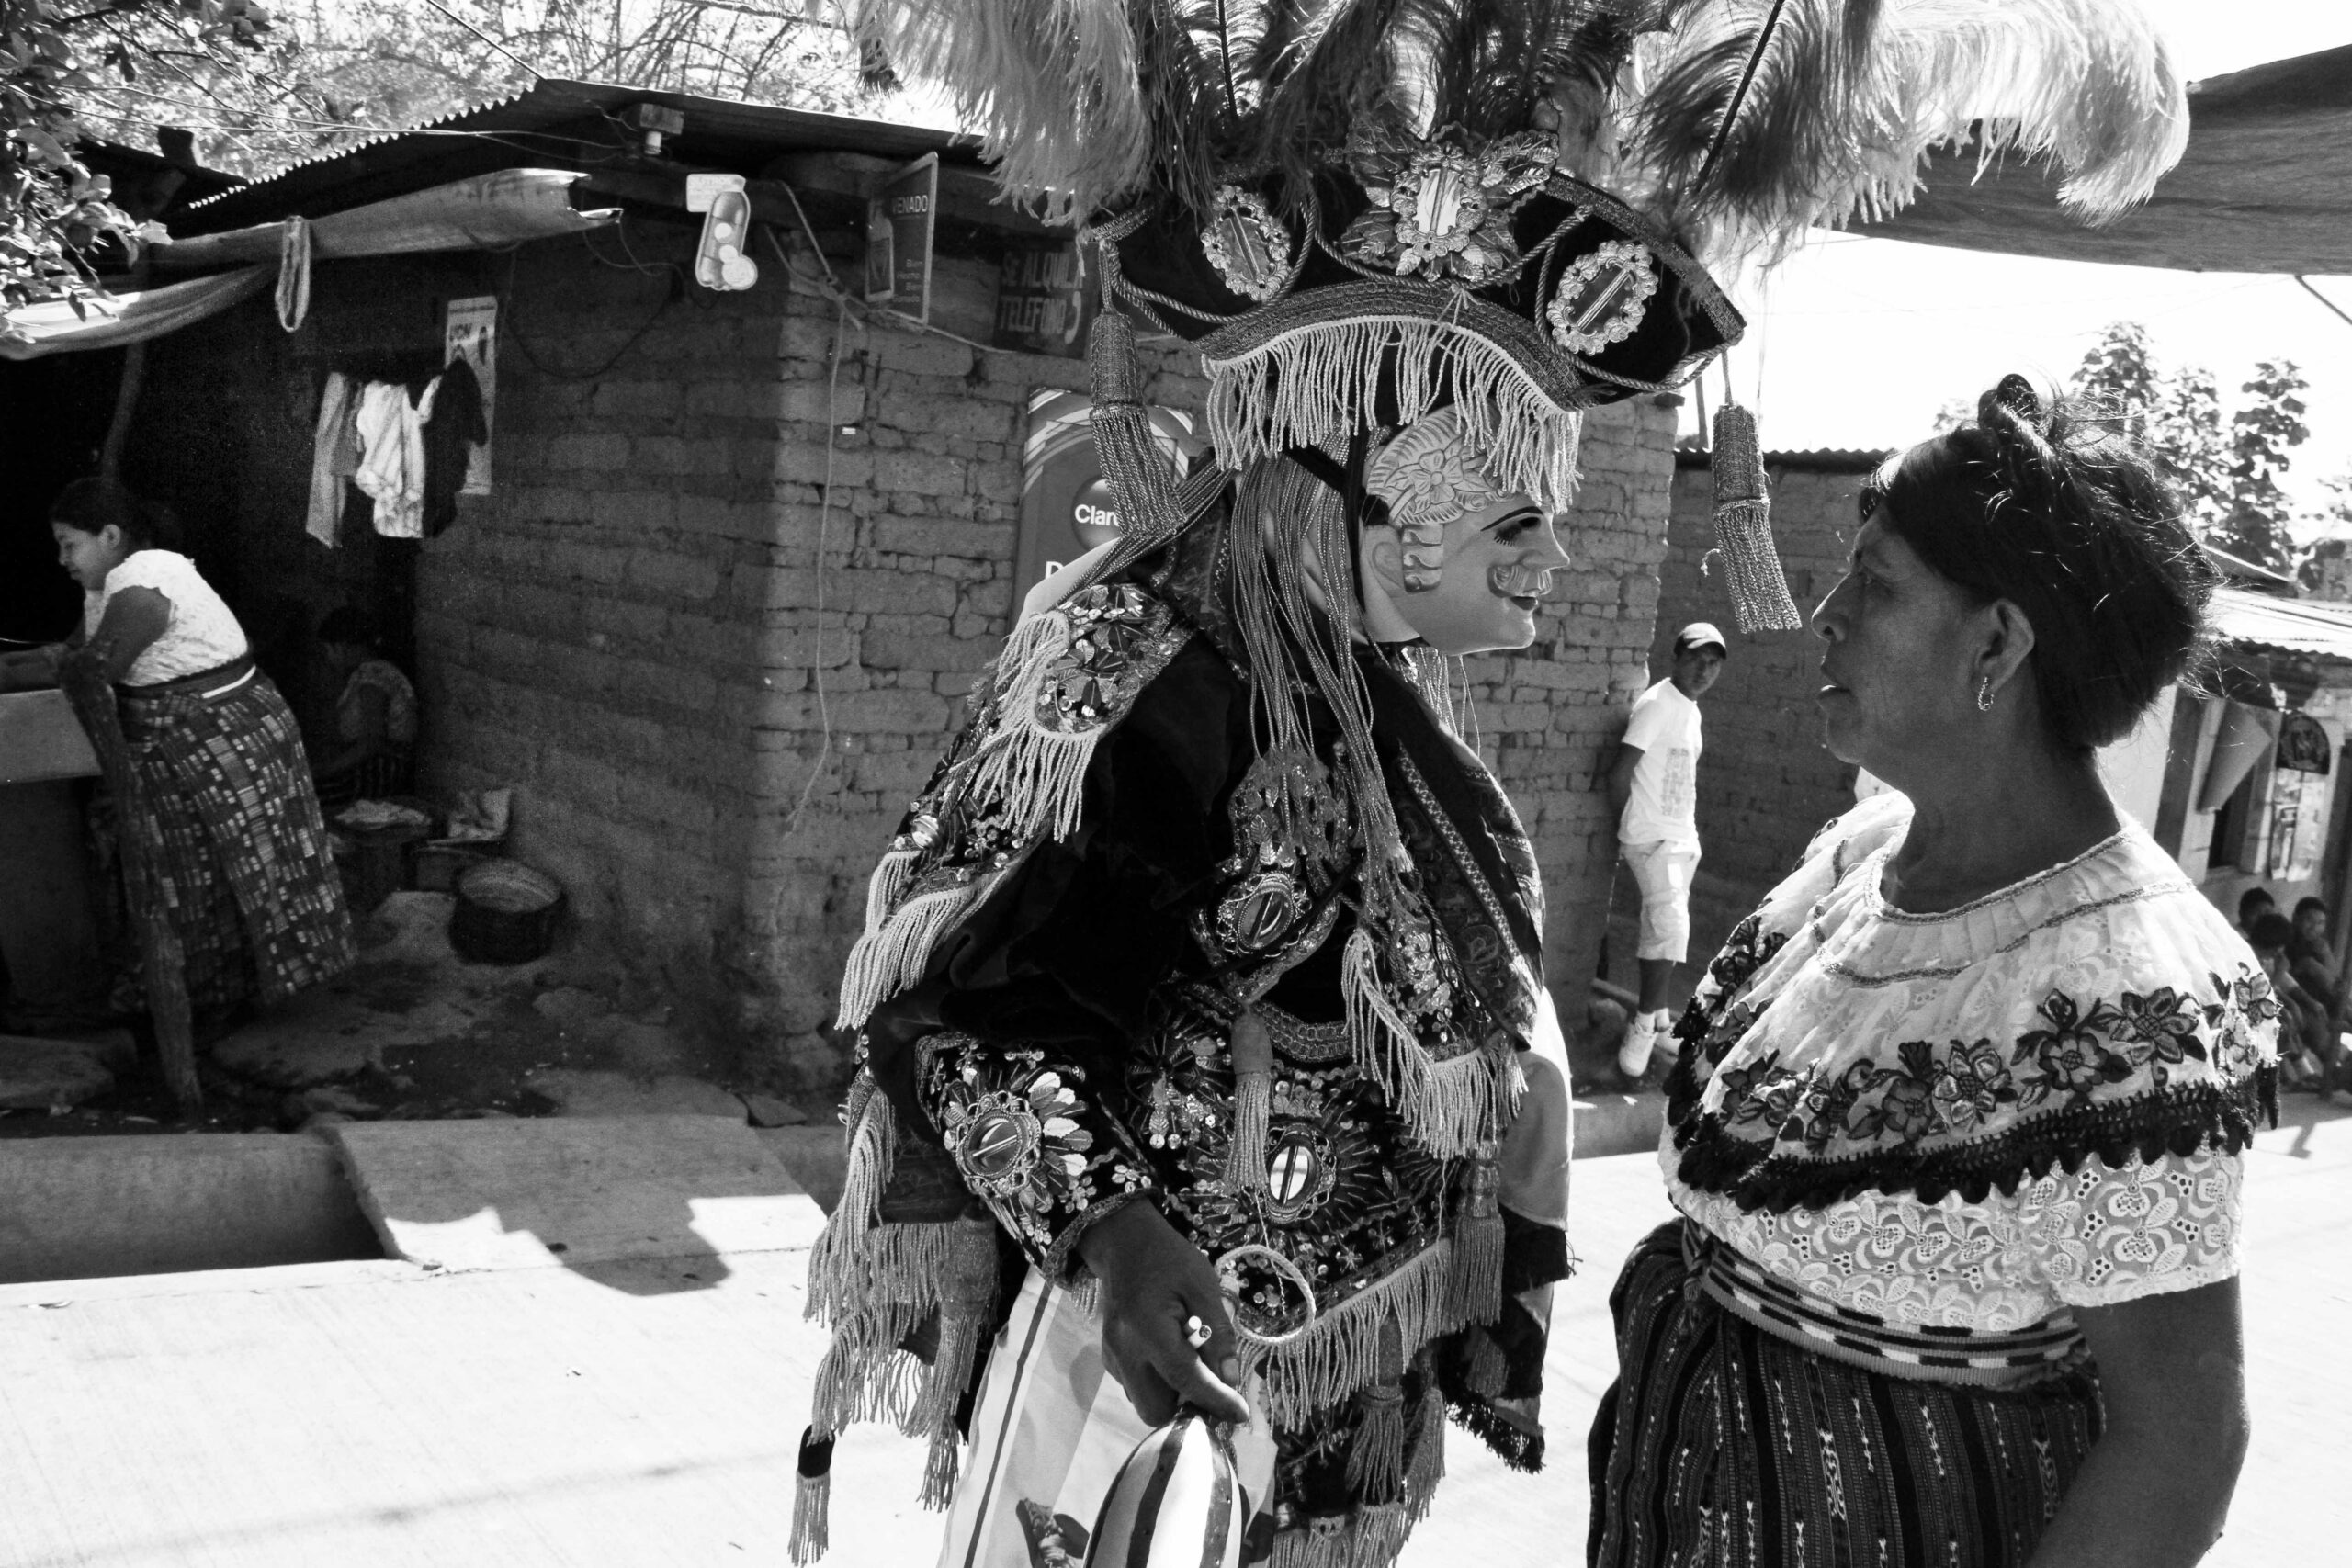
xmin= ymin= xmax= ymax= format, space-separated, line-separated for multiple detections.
xmin=1709 ymin=402 xmax=1802 ymax=633
xmin=1224 ymin=1010 xmax=1274 ymax=1196
xmin=1345 ymin=1314 xmax=1408 ymax=1501
xmin=1450 ymin=1149 xmax=1505 ymax=1328
xmin=913 ymin=1216 xmax=1003 ymax=1508
xmin=1086 ymin=227 xmax=1189 ymax=551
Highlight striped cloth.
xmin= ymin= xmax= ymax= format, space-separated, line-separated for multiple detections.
xmin=115 ymin=669 xmax=356 ymax=1012
xmin=1589 ymin=1222 xmax=2101 ymax=1568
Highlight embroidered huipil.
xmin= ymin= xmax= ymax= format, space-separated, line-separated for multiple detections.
xmin=1662 ymin=794 xmax=2278 ymax=1376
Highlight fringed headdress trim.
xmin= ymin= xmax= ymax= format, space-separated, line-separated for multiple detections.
xmin=1199 ymin=285 xmax=1589 ymax=517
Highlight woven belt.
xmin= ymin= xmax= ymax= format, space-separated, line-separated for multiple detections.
xmin=126 ymin=653 xmax=257 ymax=702
xmin=1681 ymin=1220 xmax=2085 ymax=1388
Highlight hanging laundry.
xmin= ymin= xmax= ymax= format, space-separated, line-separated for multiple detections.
xmin=305 ymin=371 xmax=360 ymax=547
xmin=422 ymin=356 xmax=487 ymax=537
xmin=354 ymin=376 xmax=439 ymax=539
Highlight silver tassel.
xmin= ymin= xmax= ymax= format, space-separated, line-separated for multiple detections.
xmin=1709 ymin=402 xmax=1802 ymax=633
xmin=1086 ymin=231 xmax=1189 ymax=550
xmin=1225 ymin=1010 xmax=1274 ymax=1196
xmin=789 ymin=1429 xmax=833 ymax=1564
xmin=1450 ymin=1149 xmax=1505 ymax=1327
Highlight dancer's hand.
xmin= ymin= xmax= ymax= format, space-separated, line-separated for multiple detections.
xmin=1076 ymin=1200 xmax=1250 ymax=1427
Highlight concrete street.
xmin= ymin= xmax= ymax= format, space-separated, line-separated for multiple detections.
xmin=1 ymin=1099 xmax=2343 ymax=1565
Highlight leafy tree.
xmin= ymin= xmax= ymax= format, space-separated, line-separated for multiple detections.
xmin=3 ymin=0 xmax=280 ymax=328
xmin=2066 ymin=321 xmax=2310 ymax=574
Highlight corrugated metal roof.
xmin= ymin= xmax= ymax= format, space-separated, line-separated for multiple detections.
xmin=2210 ymin=586 xmax=2352 ymax=662
xmin=1674 ymin=446 xmax=1890 ymax=473
xmin=176 ymin=78 xmax=983 ymax=235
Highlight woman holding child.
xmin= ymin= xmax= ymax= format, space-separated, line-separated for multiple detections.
xmin=1591 ymin=379 xmax=2271 ymax=1567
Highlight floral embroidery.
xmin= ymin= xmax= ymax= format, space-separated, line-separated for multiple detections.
xmin=2010 ymin=993 xmax=2135 ymax=1109
xmin=923 ymin=1035 xmax=1158 ymax=1266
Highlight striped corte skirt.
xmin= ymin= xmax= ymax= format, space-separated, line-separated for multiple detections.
xmin=114 ymin=669 xmax=356 ymax=1012
xmin=1588 ymin=1221 xmax=2103 ymax=1568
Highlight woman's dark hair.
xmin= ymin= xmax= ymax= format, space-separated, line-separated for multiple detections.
xmin=2249 ymin=912 xmax=2294 ymax=955
xmin=1862 ymin=375 xmax=2217 ymax=751
xmin=49 ymin=477 xmax=178 ymax=552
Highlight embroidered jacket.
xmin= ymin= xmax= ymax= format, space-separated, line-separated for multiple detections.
xmin=797 ymin=548 xmax=1572 ymax=1562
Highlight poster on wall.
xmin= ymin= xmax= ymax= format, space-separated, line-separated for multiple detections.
xmin=864 ymin=153 xmax=938 ymax=321
xmin=2270 ymin=764 xmax=2331 ymax=882
xmin=1013 ymin=389 xmax=1204 ymax=597
xmin=443 ymin=295 xmax=497 ymax=495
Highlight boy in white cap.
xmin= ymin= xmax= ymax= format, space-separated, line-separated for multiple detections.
xmin=1604 ymin=622 xmax=1727 ymax=1084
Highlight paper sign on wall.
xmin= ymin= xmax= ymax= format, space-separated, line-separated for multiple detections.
xmin=864 ymin=153 xmax=937 ymax=322
xmin=444 ymin=295 xmax=497 ymax=495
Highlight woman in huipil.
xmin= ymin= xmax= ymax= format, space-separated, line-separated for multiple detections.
xmin=1590 ymin=379 xmax=2268 ymax=1568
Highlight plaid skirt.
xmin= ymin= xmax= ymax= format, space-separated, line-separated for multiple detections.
xmin=1588 ymin=1222 xmax=2103 ymax=1568
xmin=112 ymin=671 xmax=356 ymax=1012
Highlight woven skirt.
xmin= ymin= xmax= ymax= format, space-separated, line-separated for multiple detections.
xmin=1588 ymin=1222 xmax=2103 ymax=1568
xmin=115 ymin=671 xmax=356 ymax=1012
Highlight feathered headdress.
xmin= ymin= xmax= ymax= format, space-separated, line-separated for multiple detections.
xmin=847 ymin=0 xmax=2187 ymax=624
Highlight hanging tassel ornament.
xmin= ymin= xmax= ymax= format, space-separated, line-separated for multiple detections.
xmin=1345 ymin=1314 xmax=1410 ymax=1501
xmin=789 ymin=1428 xmax=834 ymax=1564
xmin=1708 ymin=401 xmax=1802 ymax=632
xmin=1085 ymin=219 xmax=1189 ymax=552
xmin=1224 ymin=1010 xmax=1274 ymax=1197
xmin=1450 ymin=1147 xmax=1505 ymax=1327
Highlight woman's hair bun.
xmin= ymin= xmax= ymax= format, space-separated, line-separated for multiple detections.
xmin=1873 ymin=378 xmax=2217 ymax=752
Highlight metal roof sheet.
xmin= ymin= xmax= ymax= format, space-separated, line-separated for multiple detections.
xmin=176 ymin=78 xmax=982 ymax=235
xmin=2209 ymin=587 xmax=2352 ymax=662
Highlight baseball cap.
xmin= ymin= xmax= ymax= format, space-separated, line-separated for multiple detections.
xmin=1674 ymin=622 xmax=1728 ymax=655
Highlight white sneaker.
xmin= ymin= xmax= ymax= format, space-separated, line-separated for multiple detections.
xmin=1617 ymin=1010 xmax=1669 ymax=1079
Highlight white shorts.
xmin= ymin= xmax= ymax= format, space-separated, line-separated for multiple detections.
xmin=1624 ymin=840 xmax=1701 ymax=964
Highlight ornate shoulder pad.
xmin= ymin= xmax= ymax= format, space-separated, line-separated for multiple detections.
xmin=836 ymin=582 xmax=1193 ymax=1028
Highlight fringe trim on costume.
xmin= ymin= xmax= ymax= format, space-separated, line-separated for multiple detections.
xmin=1407 ymin=1386 xmax=1446 ymax=1513
xmin=1340 ymin=931 xmax=1517 ymax=1158
xmin=1203 ymin=318 xmax=1583 ymax=515
xmin=798 ymin=1084 xmax=1001 ymax=1555
xmin=789 ymin=1468 xmax=830 ymax=1564
xmin=1244 ymin=1238 xmax=1462 ymax=1430
xmin=836 ymin=883 xmax=974 ymax=1030
xmin=960 ymin=612 xmax=1099 ymax=845
xmin=1272 ymin=1502 xmax=1418 ymax=1568
xmin=861 ymin=846 xmax=920 ymax=937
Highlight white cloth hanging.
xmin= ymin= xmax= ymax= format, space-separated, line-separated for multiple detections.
xmin=353 ymin=377 xmax=439 ymax=538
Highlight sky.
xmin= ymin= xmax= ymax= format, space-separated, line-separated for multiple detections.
xmin=1722 ymin=1 xmax=2352 ymax=522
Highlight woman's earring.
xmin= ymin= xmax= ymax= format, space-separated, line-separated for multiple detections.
xmin=1976 ymin=676 xmax=1995 ymax=713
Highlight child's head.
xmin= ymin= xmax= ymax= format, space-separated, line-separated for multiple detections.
xmin=2239 ymin=886 xmax=2277 ymax=931
xmin=2250 ymin=912 xmax=2294 ymax=979
xmin=49 ymin=479 xmax=172 ymax=591
xmin=2294 ymin=897 xmax=2329 ymax=945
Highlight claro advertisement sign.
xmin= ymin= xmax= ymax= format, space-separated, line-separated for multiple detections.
xmin=1014 ymin=389 xmax=1204 ymax=599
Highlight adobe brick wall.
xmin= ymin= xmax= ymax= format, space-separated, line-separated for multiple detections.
xmin=1600 ymin=456 xmax=1873 ymax=997
xmin=415 ymin=212 xmax=1682 ymax=1092
xmin=1467 ymin=398 xmax=1685 ymax=1005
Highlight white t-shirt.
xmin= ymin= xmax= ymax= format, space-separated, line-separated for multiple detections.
xmin=1619 ymin=677 xmax=1701 ymax=847
xmin=81 ymin=549 xmax=249 ymax=687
